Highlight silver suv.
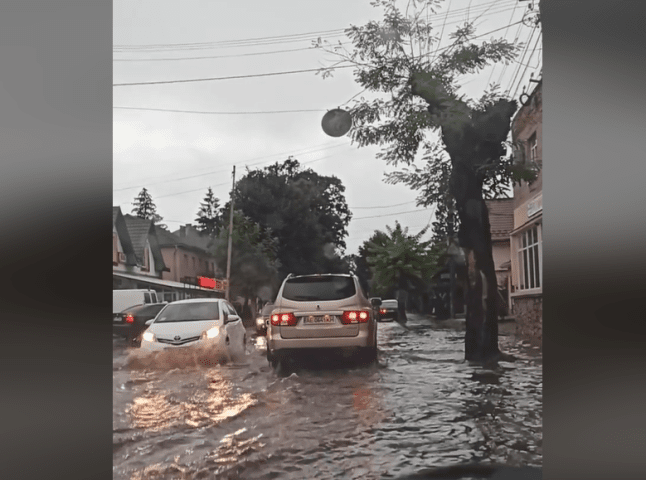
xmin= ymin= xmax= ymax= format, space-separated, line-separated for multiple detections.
xmin=266 ymin=273 xmax=381 ymax=366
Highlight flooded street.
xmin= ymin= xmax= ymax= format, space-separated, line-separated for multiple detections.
xmin=113 ymin=314 xmax=542 ymax=479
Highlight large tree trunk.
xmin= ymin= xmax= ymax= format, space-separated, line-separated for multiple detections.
xmin=450 ymin=161 xmax=501 ymax=362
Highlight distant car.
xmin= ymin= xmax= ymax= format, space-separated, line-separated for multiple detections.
xmin=379 ymin=299 xmax=399 ymax=322
xmin=266 ymin=273 xmax=381 ymax=367
xmin=113 ymin=303 xmax=168 ymax=345
xmin=139 ymin=298 xmax=247 ymax=361
xmin=255 ymin=302 xmax=274 ymax=335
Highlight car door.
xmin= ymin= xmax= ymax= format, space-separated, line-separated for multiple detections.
xmin=222 ymin=301 xmax=244 ymax=352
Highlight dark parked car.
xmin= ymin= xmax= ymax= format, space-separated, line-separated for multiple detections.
xmin=113 ymin=302 xmax=167 ymax=345
xmin=255 ymin=302 xmax=274 ymax=335
xmin=378 ymin=299 xmax=399 ymax=322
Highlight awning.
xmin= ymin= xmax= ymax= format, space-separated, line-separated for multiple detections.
xmin=113 ymin=272 xmax=223 ymax=294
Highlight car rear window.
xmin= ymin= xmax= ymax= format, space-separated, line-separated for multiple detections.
xmin=154 ymin=302 xmax=220 ymax=323
xmin=281 ymin=276 xmax=356 ymax=301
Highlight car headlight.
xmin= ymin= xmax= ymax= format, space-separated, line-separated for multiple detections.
xmin=256 ymin=317 xmax=264 ymax=327
xmin=142 ymin=331 xmax=156 ymax=342
xmin=202 ymin=326 xmax=220 ymax=339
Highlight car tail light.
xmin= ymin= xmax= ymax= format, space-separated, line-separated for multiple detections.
xmin=271 ymin=312 xmax=298 ymax=326
xmin=380 ymin=309 xmax=386 ymax=314
xmin=125 ymin=314 xmax=134 ymax=324
xmin=341 ymin=310 xmax=370 ymax=324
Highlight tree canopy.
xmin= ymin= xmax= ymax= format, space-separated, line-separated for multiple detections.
xmin=364 ymin=222 xmax=441 ymax=298
xmin=232 ymin=157 xmax=352 ymax=278
xmin=210 ymin=210 xmax=280 ymax=303
xmin=316 ymin=0 xmax=528 ymax=240
xmin=131 ymin=188 xmax=165 ymax=227
xmin=195 ymin=187 xmax=222 ymax=238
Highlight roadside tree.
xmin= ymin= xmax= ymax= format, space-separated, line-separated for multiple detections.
xmin=232 ymin=157 xmax=352 ymax=278
xmin=131 ymin=188 xmax=165 ymax=228
xmin=318 ymin=0 xmax=537 ymax=361
xmin=211 ymin=211 xmax=280 ymax=314
xmin=195 ymin=187 xmax=222 ymax=238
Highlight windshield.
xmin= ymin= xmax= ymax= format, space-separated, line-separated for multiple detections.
xmin=126 ymin=304 xmax=166 ymax=316
xmin=154 ymin=302 xmax=220 ymax=323
xmin=282 ymin=276 xmax=356 ymax=301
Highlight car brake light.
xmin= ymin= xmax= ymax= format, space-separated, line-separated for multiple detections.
xmin=271 ymin=312 xmax=298 ymax=326
xmin=341 ymin=310 xmax=369 ymax=324
xmin=125 ymin=314 xmax=134 ymax=324
xmin=380 ymin=309 xmax=386 ymax=314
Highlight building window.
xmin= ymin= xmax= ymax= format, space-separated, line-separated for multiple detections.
xmin=529 ymin=132 xmax=538 ymax=164
xmin=517 ymin=225 xmax=542 ymax=291
xmin=142 ymin=247 xmax=150 ymax=272
xmin=113 ymin=234 xmax=119 ymax=264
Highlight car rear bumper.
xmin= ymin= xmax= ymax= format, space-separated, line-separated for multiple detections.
xmin=267 ymin=327 xmax=373 ymax=351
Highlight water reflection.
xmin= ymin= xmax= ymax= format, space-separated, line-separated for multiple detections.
xmin=128 ymin=368 xmax=256 ymax=432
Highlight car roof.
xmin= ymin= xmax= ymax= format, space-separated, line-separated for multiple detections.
xmin=287 ymin=273 xmax=354 ymax=279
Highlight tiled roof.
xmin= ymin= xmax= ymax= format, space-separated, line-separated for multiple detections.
xmin=172 ymin=225 xmax=213 ymax=251
xmin=486 ymin=198 xmax=514 ymax=240
xmin=155 ymin=226 xmax=182 ymax=247
xmin=124 ymin=215 xmax=154 ymax=262
xmin=113 ymin=207 xmax=137 ymax=265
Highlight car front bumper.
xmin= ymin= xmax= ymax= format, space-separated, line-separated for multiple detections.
xmin=139 ymin=335 xmax=227 ymax=353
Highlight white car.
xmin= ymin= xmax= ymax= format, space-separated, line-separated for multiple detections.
xmin=139 ymin=298 xmax=247 ymax=361
xmin=266 ymin=273 xmax=381 ymax=367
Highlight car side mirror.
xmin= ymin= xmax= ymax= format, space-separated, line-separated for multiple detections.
xmin=145 ymin=319 xmax=154 ymax=326
xmin=370 ymin=297 xmax=382 ymax=307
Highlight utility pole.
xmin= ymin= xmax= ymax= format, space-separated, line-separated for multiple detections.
xmin=225 ymin=166 xmax=235 ymax=301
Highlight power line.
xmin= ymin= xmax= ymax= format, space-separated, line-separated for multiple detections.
xmin=114 ymin=29 xmax=346 ymax=51
xmin=353 ymin=208 xmax=432 ymax=220
xmin=352 ymin=201 xmax=417 ymax=210
xmin=113 ymin=142 xmax=347 ymax=192
xmin=113 ymin=65 xmax=354 ymax=87
xmin=113 ymin=106 xmax=325 ymax=114
xmin=113 ymin=45 xmax=348 ymax=62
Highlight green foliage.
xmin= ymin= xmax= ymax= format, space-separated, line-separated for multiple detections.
xmin=131 ymin=188 xmax=165 ymax=227
xmin=195 ymin=187 xmax=222 ymax=238
xmin=210 ymin=210 xmax=280 ymax=300
xmin=231 ymin=157 xmax=352 ymax=278
xmin=364 ymin=221 xmax=441 ymax=297
xmin=317 ymin=0 xmax=524 ymax=239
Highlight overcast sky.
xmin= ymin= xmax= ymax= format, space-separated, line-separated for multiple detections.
xmin=113 ymin=0 xmax=541 ymax=255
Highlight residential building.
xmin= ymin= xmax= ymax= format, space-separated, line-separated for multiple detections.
xmin=509 ymin=79 xmax=543 ymax=341
xmin=155 ymin=224 xmax=223 ymax=302
xmin=112 ymin=207 xmax=221 ymax=301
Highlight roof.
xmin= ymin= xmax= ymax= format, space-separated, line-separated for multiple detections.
xmin=112 ymin=207 xmax=137 ymax=265
xmin=123 ymin=215 xmax=168 ymax=272
xmin=485 ymin=199 xmax=514 ymax=240
xmin=124 ymin=215 xmax=154 ymax=261
xmin=172 ymin=224 xmax=213 ymax=251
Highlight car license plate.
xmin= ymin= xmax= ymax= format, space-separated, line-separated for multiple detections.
xmin=304 ymin=314 xmax=334 ymax=324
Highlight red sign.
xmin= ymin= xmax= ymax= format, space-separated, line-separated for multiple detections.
xmin=197 ymin=276 xmax=216 ymax=289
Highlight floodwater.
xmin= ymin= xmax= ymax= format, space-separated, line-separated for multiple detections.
xmin=113 ymin=314 xmax=542 ymax=479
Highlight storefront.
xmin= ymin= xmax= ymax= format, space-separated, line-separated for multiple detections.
xmin=113 ymin=272 xmax=225 ymax=303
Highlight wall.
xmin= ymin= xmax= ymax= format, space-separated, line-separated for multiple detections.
xmin=513 ymin=295 xmax=542 ymax=345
